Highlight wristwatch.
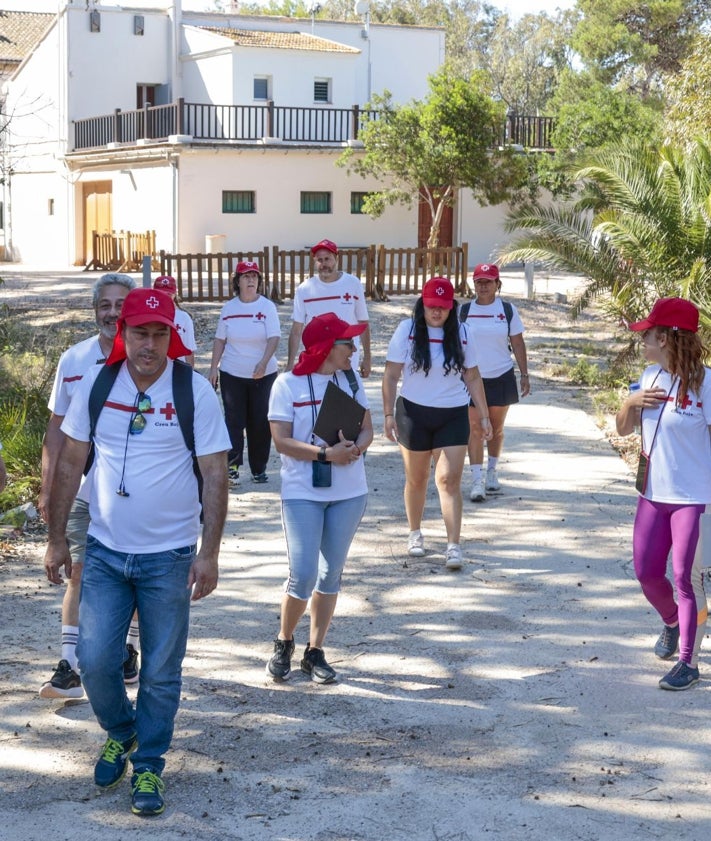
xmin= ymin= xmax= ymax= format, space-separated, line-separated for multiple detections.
xmin=317 ymin=446 xmax=328 ymax=463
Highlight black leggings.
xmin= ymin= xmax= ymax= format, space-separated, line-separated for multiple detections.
xmin=219 ymin=369 xmax=277 ymax=475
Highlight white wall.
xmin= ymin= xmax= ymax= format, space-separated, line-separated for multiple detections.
xmin=9 ymin=171 xmax=73 ymax=264
xmin=175 ymin=146 xmax=417 ymax=253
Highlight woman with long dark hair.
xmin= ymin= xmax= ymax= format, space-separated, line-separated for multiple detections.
xmin=616 ymin=297 xmax=711 ymax=690
xmin=382 ymin=278 xmax=492 ymax=570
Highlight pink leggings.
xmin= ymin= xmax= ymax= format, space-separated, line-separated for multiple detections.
xmin=633 ymin=497 xmax=707 ymax=665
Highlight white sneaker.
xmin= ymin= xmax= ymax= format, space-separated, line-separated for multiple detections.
xmin=445 ymin=543 xmax=463 ymax=570
xmin=228 ymin=466 xmax=240 ymax=487
xmin=469 ymin=477 xmax=485 ymax=502
xmin=407 ymin=530 xmax=425 ymax=557
xmin=485 ymin=469 xmax=501 ymax=493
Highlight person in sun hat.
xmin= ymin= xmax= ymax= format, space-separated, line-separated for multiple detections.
xmin=460 ymin=263 xmax=529 ymax=502
xmin=286 ymin=238 xmax=371 ymax=378
xmin=153 ymin=275 xmax=196 ymax=367
xmin=208 ymin=260 xmax=280 ymax=486
xmin=616 ymin=297 xmax=711 ymax=691
xmin=43 ymin=286 xmax=230 ymax=817
xmin=266 ymin=312 xmax=373 ymax=684
xmin=382 ymin=277 xmax=491 ymax=571
xmin=38 ymin=273 xmax=137 ymax=702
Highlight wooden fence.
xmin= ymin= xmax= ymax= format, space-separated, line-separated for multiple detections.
xmin=85 ymin=230 xmax=158 ymax=272
xmin=159 ymin=243 xmax=469 ymax=302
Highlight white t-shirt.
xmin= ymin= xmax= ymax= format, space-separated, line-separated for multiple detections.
xmin=268 ymin=370 xmax=369 ymax=501
xmin=386 ymin=319 xmax=478 ymax=408
xmin=61 ymin=360 xmax=231 ymax=553
xmin=175 ymin=308 xmax=197 ymax=354
xmin=639 ymin=364 xmax=711 ymax=504
xmin=215 ymin=295 xmax=280 ymax=378
xmin=462 ymin=298 xmax=525 ymax=378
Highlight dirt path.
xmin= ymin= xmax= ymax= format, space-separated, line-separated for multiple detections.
xmin=1 ymin=269 xmax=709 ymax=840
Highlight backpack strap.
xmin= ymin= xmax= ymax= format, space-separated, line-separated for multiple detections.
xmin=502 ymin=300 xmax=513 ymax=336
xmin=171 ymin=360 xmax=195 ymax=457
xmin=342 ymin=368 xmax=359 ymax=398
xmin=84 ymin=361 xmax=122 ymax=475
xmin=459 ymin=301 xmax=471 ymax=323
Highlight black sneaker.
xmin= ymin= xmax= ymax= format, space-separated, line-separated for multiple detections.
xmin=252 ymin=472 xmax=268 ymax=483
xmin=300 ymin=645 xmax=337 ymax=684
xmin=131 ymin=769 xmax=165 ymax=817
xmin=659 ymin=660 xmax=700 ymax=691
xmin=39 ymin=659 xmax=84 ymax=699
xmin=654 ymin=624 xmax=680 ymax=660
xmin=266 ymin=637 xmax=295 ymax=681
xmin=123 ymin=644 xmax=139 ymax=684
xmin=94 ymin=733 xmax=138 ymax=789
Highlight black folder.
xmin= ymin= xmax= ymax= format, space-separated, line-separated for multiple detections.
xmin=313 ymin=381 xmax=366 ymax=446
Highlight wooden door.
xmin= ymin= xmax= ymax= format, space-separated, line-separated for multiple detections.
xmin=82 ymin=181 xmax=112 ymax=265
xmin=417 ymin=196 xmax=454 ymax=248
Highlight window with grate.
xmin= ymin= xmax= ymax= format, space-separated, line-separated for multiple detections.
xmin=313 ymin=79 xmax=331 ymax=103
xmin=300 ymin=191 xmax=332 ymax=214
xmin=223 ymin=190 xmax=255 ymax=214
xmin=253 ymin=77 xmax=270 ymax=100
xmin=350 ymin=192 xmax=369 ymax=214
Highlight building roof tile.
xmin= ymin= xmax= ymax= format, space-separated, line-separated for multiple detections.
xmin=199 ymin=26 xmax=360 ymax=53
xmin=0 ymin=11 xmax=53 ymax=64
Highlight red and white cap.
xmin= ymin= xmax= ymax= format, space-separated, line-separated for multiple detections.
xmin=421 ymin=277 xmax=455 ymax=310
xmin=106 ymin=288 xmax=191 ymax=364
xmin=311 ymin=239 xmax=338 ymax=256
xmin=234 ymin=260 xmax=261 ymax=276
xmin=292 ymin=312 xmax=367 ymax=376
xmin=472 ymin=263 xmax=500 ymax=281
xmin=153 ymin=275 xmax=177 ymax=294
xmin=628 ymin=297 xmax=699 ymax=333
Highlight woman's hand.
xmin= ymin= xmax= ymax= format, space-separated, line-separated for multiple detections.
xmin=252 ymin=360 xmax=267 ymax=379
xmin=480 ymin=417 xmax=493 ymax=441
xmin=327 ymin=431 xmax=362 ymax=465
xmin=208 ymin=368 xmax=219 ymax=389
xmin=384 ymin=414 xmax=398 ymax=442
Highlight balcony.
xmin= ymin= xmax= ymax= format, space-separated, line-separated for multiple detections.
xmin=71 ymin=99 xmax=555 ymax=152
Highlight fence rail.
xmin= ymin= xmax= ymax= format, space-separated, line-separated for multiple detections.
xmin=158 ymin=244 xmax=470 ymax=302
xmin=85 ymin=229 xmax=158 ymax=272
xmin=72 ymin=100 xmax=554 ymax=151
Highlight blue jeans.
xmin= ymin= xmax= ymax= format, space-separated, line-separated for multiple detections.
xmin=77 ymin=535 xmax=195 ymax=774
xmin=281 ymin=495 xmax=367 ymax=599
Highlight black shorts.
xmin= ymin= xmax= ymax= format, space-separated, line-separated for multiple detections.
xmin=469 ymin=367 xmax=519 ymax=408
xmin=395 ymin=396 xmax=470 ymax=451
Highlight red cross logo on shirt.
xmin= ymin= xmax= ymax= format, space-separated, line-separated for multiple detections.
xmin=496 ymin=313 xmax=506 ymax=321
xmin=160 ymin=402 xmax=177 ymax=421
xmin=679 ymin=395 xmax=693 ymax=409
xmin=256 ymin=311 xmax=265 ymax=320
xmin=343 ymin=293 xmax=352 ymax=302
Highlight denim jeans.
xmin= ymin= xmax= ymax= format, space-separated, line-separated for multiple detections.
xmin=77 ymin=535 xmax=194 ymax=774
xmin=281 ymin=494 xmax=367 ymax=599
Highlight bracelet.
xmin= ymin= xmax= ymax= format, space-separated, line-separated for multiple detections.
xmin=520 ymin=373 xmax=529 ymax=377
xmin=385 ymin=413 xmax=394 ymax=417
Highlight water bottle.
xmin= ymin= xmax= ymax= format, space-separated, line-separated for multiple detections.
xmin=629 ymin=382 xmax=641 ymax=432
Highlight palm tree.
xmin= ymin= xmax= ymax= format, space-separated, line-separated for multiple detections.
xmin=498 ymin=139 xmax=711 ymax=331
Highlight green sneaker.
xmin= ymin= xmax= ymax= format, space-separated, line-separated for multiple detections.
xmin=94 ymin=734 xmax=137 ymax=789
xmin=131 ymin=769 xmax=165 ymax=816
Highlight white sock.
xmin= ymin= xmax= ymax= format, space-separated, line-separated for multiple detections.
xmin=470 ymin=464 xmax=483 ymax=480
xmin=487 ymin=457 xmax=499 ymax=472
xmin=61 ymin=625 xmax=79 ymax=672
xmin=126 ymin=618 xmax=140 ymax=651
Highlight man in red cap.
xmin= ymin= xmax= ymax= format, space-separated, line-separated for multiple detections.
xmin=286 ymin=238 xmax=371 ymax=377
xmin=38 ymin=273 xmax=136 ymax=701
xmin=153 ymin=275 xmax=196 ymax=367
xmin=43 ymin=288 xmax=230 ymax=817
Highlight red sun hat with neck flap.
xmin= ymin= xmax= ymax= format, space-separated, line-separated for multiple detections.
xmin=106 ymin=288 xmax=191 ymax=364
xmin=421 ymin=277 xmax=455 ymax=310
xmin=292 ymin=312 xmax=367 ymax=376
xmin=628 ymin=297 xmax=699 ymax=333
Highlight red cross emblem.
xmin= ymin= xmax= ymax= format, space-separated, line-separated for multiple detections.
xmin=160 ymin=402 xmax=177 ymax=421
xmin=679 ymin=395 xmax=693 ymax=409
xmin=145 ymin=295 xmax=161 ymax=310
xmin=343 ymin=293 xmax=352 ymax=302
xmin=256 ymin=311 xmax=265 ymax=320
xmin=496 ymin=313 xmax=506 ymax=321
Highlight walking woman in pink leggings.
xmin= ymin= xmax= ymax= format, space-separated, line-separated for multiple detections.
xmin=616 ymin=297 xmax=711 ymax=690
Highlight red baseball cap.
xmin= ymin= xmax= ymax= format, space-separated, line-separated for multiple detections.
xmin=292 ymin=312 xmax=367 ymax=376
xmin=106 ymin=288 xmax=191 ymax=364
xmin=628 ymin=297 xmax=699 ymax=333
xmin=472 ymin=263 xmax=500 ymax=281
xmin=311 ymin=239 xmax=338 ymax=256
xmin=234 ymin=260 xmax=261 ymax=276
xmin=153 ymin=275 xmax=177 ymax=294
xmin=421 ymin=277 xmax=455 ymax=310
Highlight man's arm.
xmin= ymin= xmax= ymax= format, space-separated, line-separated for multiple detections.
xmin=189 ymin=450 xmax=228 ymax=601
xmin=286 ymin=321 xmax=304 ymax=371
xmin=43 ymin=435 xmax=89 ymax=584
xmin=38 ymin=413 xmax=65 ymax=521
xmin=358 ymin=321 xmax=371 ymax=378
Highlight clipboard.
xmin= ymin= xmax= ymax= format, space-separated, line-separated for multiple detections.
xmin=313 ymin=380 xmax=365 ymax=446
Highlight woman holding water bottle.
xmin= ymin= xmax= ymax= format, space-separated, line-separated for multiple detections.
xmin=616 ymin=297 xmax=711 ymax=691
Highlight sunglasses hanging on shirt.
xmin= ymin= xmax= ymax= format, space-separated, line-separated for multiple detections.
xmin=117 ymin=391 xmax=152 ymax=497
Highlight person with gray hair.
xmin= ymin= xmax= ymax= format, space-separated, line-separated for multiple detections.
xmin=39 ymin=272 xmax=136 ymax=699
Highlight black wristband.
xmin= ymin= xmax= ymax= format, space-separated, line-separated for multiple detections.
xmin=317 ymin=446 xmax=328 ymax=463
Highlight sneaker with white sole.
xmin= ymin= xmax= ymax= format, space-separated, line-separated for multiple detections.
xmin=485 ymin=469 xmax=501 ymax=493
xmin=445 ymin=543 xmax=463 ymax=570
xmin=659 ymin=660 xmax=700 ymax=691
xmin=407 ymin=530 xmax=425 ymax=557
xmin=39 ymin=659 xmax=84 ymax=699
xmin=228 ymin=465 xmax=240 ymax=487
xmin=469 ymin=478 xmax=485 ymax=502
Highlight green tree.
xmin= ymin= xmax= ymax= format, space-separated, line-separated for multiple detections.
xmin=665 ymin=34 xmax=711 ymax=146
xmin=338 ymin=70 xmax=527 ymax=249
xmin=498 ymin=139 xmax=711 ymax=331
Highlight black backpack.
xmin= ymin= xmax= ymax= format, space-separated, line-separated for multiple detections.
xmin=460 ymin=299 xmax=514 ymax=349
xmin=85 ymin=360 xmax=203 ymax=506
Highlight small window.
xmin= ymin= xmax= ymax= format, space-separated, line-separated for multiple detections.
xmin=134 ymin=15 xmax=145 ymax=36
xmin=253 ymin=77 xmax=270 ymax=100
xmin=48 ymin=198 xmax=55 ymax=216
xmin=314 ymin=79 xmax=331 ymax=103
xmin=89 ymin=10 xmax=101 ymax=32
xmin=223 ymin=190 xmax=255 ymax=214
xmin=350 ymin=192 xmax=368 ymax=214
xmin=301 ymin=191 xmax=331 ymax=214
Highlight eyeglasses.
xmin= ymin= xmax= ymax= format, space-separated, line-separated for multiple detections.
xmin=129 ymin=392 xmax=152 ymax=435
xmin=334 ymin=339 xmax=355 ymax=350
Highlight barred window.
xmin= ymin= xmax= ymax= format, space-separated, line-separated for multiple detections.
xmin=300 ymin=191 xmax=331 ymax=214
xmin=314 ymin=79 xmax=331 ymax=103
xmin=222 ymin=190 xmax=255 ymax=214
xmin=350 ymin=192 xmax=368 ymax=214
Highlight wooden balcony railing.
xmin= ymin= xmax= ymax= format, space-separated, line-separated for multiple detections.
xmin=72 ymin=100 xmax=555 ymax=152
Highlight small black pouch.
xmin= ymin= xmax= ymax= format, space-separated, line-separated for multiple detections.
xmin=635 ymin=450 xmax=650 ymax=495
xmin=312 ymin=460 xmax=332 ymax=488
